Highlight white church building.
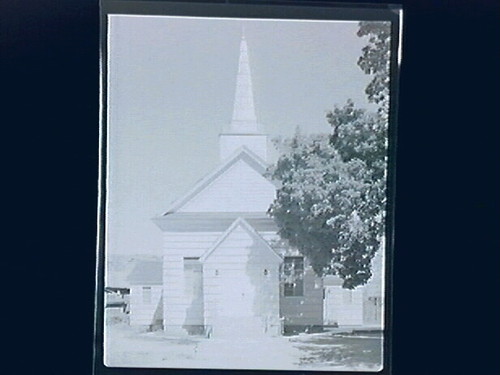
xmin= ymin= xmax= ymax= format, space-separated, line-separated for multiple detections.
xmin=126 ymin=34 xmax=384 ymax=337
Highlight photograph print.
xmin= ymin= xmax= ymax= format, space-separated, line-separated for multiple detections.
xmin=100 ymin=5 xmax=399 ymax=373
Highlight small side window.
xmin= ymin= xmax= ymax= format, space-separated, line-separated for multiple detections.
xmin=282 ymin=257 xmax=304 ymax=297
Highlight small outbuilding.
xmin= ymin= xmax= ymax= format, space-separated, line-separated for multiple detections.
xmin=127 ymin=259 xmax=163 ymax=330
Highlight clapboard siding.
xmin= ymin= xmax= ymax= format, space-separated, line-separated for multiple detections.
xmin=161 ymin=305 xmax=201 ymax=313
xmin=260 ymin=232 xmax=280 ymax=242
xmin=280 ymin=268 xmax=323 ymax=325
xmin=178 ymin=159 xmax=276 ymax=213
xmin=156 ymin=295 xmax=198 ymax=303
xmin=162 ymin=232 xmax=221 ymax=258
xmin=203 ymin=223 xmax=281 ymax=336
xmin=325 ymin=286 xmax=364 ymax=326
xmin=157 ymin=220 xmax=332 ymax=332
xmin=363 ymin=248 xmax=384 ymax=297
xmin=362 ymin=248 xmax=384 ymax=327
xmin=162 ymin=233 xmax=212 ymax=328
xmin=202 ymin=258 xmax=279 ymax=265
xmin=129 ymin=286 xmax=162 ymax=326
xmin=164 ymin=232 xmax=222 ymax=242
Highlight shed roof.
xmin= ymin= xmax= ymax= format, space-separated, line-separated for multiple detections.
xmin=126 ymin=259 xmax=162 ymax=285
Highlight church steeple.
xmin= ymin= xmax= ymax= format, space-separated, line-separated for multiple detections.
xmin=230 ymin=33 xmax=259 ymax=133
xmin=219 ymin=32 xmax=268 ymax=162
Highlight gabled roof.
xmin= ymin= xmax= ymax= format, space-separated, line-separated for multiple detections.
xmin=127 ymin=259 xmax=162 ymax=285
xmin=162 ymin=146 xmax=277 ymax=215
xmin=200 ymin=217 xmax=282 ymax=263
xmin=152 ymin=211 xmax=278 ymax=232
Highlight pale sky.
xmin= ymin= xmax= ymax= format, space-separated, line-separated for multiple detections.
xmin=106 ymin=15 xmax=380 ymax=256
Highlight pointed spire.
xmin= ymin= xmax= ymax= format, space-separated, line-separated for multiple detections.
xmin=219 ymin=31 xmax=268 ymax=162
xmin=230 ymin=32 xmax=259 ymax=133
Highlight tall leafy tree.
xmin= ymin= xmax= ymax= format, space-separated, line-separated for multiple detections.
xmin=357 ymin=21 xmax=391 ymax=117
xmin=268 ymin=22 xmax=390 ymax=289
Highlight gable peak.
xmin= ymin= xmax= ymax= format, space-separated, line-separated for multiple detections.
xmin=200 ymin=217 xmax=282 ymax=263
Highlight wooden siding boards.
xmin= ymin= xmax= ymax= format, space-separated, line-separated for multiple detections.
xmin=323 ymin=286 xmax=364 ymax=326
xmin=161 ymin=232 xmax=218 ymax=330
xmin=158 ymin=224 xmax=329 ymax=332
xmin=363 ymin=248 xmax=384 ymax=297
xmin=160 ymin=148 xmax=275 ymax=215
xmin=182 ymin=259 xmax=204 ymax=326
xmin=321 ymin=249 xmax=385 ymax=327
xmin=155 ymin=223 xmax=385 ymax=331
xmin=362 ymin=248 xmax=384 ymax=327
xmin=153 ymin=212 xmax=277 ymax=232
xmin=162 ymin=232 xmax=221 ymax=257
xmin=202 ymin=220 xmax=281 ymax=337
xmin=178 ymin=158 xmax=276 ymax=213
xmin=280 ymin=268 xmax=324 ymax=326
xmin=129 ymin=286 xmax=162 ymax=326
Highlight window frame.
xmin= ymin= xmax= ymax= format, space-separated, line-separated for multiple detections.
xmin=282 ymin=256 xmax=305 ymax=297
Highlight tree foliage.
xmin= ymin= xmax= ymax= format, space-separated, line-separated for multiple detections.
xmin=357 ymin=21 xmax=391 ymax=117
xmin=268 ymin=22 xmax=390 ymax=289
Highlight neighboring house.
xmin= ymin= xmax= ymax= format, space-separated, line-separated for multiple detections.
xmin=127 ymin=34 xmax=383 ymax=337
xmin=322 ymin=246 xmax=384 ymax=328
xmin=127 ymin=259 xmax=163 ymax=330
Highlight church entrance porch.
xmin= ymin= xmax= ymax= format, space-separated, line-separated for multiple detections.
xmin=200 ymin=218 xmax=283 ymax=339
xmin=204 ymin=270 xmax=279 ymax=338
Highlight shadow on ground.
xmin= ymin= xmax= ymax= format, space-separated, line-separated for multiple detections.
xmin=290 ymin=331 xmax=383 ymax=370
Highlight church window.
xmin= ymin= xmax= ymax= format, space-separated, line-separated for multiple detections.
xmin=282 ymin=257 xmax=304 ymax=297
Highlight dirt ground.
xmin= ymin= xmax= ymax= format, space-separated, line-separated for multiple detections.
xmin=104 ymin=315 xmax=382 ymax=371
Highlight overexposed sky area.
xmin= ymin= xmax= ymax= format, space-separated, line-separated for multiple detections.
xmin=106 ymin=15 xmax=381 ymax=256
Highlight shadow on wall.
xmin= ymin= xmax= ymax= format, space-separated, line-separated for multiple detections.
xmin=182 ymin=259 xmax=205 ymax=335
xmin=245 ymin=236 xmax=281 ymax=336
xmin=150 ymin=295 xmax=163 ymax=331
